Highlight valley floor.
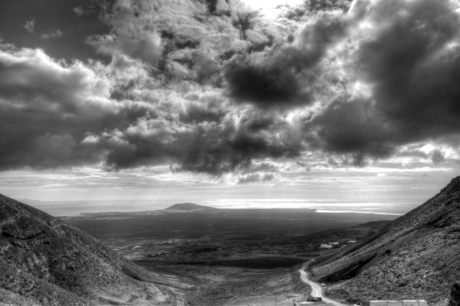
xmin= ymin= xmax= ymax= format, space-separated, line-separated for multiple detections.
xmin=63 ymin=209 xmax=390 ymax=305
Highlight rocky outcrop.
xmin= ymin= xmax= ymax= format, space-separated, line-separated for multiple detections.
xmin=449 ymin=283 xmax=460 ymax=306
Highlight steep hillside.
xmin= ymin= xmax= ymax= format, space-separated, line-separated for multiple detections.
xmin=0 ymin=194 xmax=191 ymax=306
xmin=310 ymin=177 xmax=460 ymax=306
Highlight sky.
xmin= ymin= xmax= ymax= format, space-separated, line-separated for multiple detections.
xmin=1 ymin=0 xmax=460 ymax=216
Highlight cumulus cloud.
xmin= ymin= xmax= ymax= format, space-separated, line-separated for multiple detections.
xmin=4 ymin=0 xmax=460 ymax=175
xmin=301 ymin=0 xmax=460 ymax=162
xmin=0 ymin=44 xmax=302 ymax=173
xmin=0 ymin=47 xmax=145 ymax=169
xmin=224 ymin=11 xmax=348 ymax=108
xmin=89 ymin=0 xmax=163 ymax=65
xmin=224 ymin=53 xmax=313 ymax=109
xmin=306 ymin=98 xmax=393 ymax=159
xmin=0 ymin=48 xmax=112 ymax=115
xmin=173 ymin=109 xmax=303 ymax=174
xmin=357 ymin=0 xmax=460 ymax=140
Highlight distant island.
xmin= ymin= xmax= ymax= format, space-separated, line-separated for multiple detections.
xmin=164 ymin=203 xmax=217 ymax=211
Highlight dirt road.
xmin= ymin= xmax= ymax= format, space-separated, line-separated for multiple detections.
xmin=299 ymin=263 xmax=348 ymax=306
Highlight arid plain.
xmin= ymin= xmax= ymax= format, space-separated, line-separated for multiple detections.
xmin=62 ymin=203 xmax=394 ymax=305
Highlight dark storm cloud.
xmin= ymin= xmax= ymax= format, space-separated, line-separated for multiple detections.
xmin=432 ymin=150 xmax=445 ymax=164
xmin=304 ymin=0 xmax=460 ymax=161
xmin=0 ymin=0 xmax=306 ymax=175
xmin=176 ymin=121 xmax=302 ymax=175
xmin=0 ymin=45 xmax=303 ymax=174
xmin=224 ymin=56 xmax=314 ymax=109
xmin=100 ymin=112 xmax=302 ymax=175
xmin=307 ymin=98 xmax=394 ymax=159
xmin=4 ymin=0 xmax=460 ymax=175
xmin=359 ymin=0 xmax=460 ymax=141
xmin=100 ymin=118 xmax=186 ymax=170
xmin=166 ymin=107 xmax=302 ymax=174
xmin=0 ymin=47 xmax=154 ymax=170
xmin=180 ymin=99 xmax=227 ymax=124
xmin=224 ymin=12 xmax=348 ymax=108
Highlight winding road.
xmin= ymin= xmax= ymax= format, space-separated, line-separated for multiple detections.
xmin=299 ymin=262 xmax=348 ymax=306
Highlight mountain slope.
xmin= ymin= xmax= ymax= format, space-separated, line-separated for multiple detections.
xmin=0 ymin=194 xmax=191 ymax=306
xmin=311 ymin=177 xmax=460 ymax=306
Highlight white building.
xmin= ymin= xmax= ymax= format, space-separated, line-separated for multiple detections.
xmin=370 ymin=300 xmax=428 ymax=306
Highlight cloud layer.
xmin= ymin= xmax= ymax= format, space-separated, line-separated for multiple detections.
xmin=305 ymin=0 xmax=460 ymax=161
xmin=2 ymin=0 xmax=460 ymax=175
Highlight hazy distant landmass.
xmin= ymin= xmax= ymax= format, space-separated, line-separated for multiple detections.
xmin=24 ymin=198 xmax=415 ymax=217
xmin=164 ymin=203 xmax=217 ymax=211
xmin=24 ymin=200 xmax=177 ymax=217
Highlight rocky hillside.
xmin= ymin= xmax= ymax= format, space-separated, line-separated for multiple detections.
xmin=0 ymin=194 xmax=191 ymax=306
xmin=311 ymin=177 xmax=460 ymax=306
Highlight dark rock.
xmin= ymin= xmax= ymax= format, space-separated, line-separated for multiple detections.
xmin=449 ymin=283 xmax=460 ymax=306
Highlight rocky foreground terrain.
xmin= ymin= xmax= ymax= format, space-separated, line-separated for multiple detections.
xmin=0 ymin=194 xmax=192 ymax=306
xmin=311 ymin=177 xmax=460 ymax=306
